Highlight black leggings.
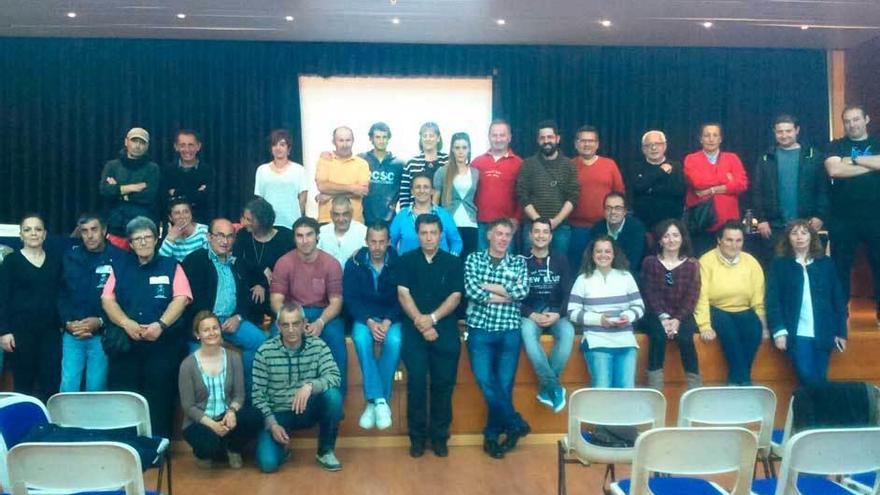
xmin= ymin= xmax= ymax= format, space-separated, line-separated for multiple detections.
xmin=643 ymin=314 xmax=699 ymax=374
xmin=183 ymin=406 xmax=263 ymax=460
xmin=10 ymin=327 xmax=61 ymax=402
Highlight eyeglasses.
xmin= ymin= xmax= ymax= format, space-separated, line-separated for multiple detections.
xmin=130 ymin=235 xmax=155 ymax=245
xmin=211 ymin=233 xmax=236 ymax=242
xmin=665 ymin=271 xmax=674 ymax=286
xmin=604 ymin=205 xmax=626 ymax=212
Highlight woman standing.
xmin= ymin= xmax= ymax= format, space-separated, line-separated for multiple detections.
xmin=567 ymin=236 xmax=644 ymax=388
xmin=253 ymin=129 xmax=308 ymax=229
xmin=433 ymin=132 xmax=479 ymax=258
xmin=766 ymin=220 xmax=847 ymax=385
xmin=0 ymin=214 xmax=62 ymax=401
xmin=640 ymin=219 xmax=702 ymax=391
xmin=399 ymin=122 xmax=448 ymax=209
xmin=390 ymin=174 xmax=462 ymax=256
xmin=179 ymin=311 xmax=262 ymax=469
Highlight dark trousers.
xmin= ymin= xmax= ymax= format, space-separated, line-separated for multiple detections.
xmin=643 ymin=314 xmax=699 ymax=374
xmin=182 ymin=405 xmax=263 ymax=460
xmin=458 ymin=226 xmax=478 ymax=260
xmin=692 ymin=231 xmax=717 ymax=258
xmin=788 ymin=336 xmax=831 ymax=387
xmin=401 ymin=322 xmax=460 ymax=445
xmin=10 ymin=327 xmax=61 ymax=403
xmin=108 ymin=342 xmax=180 ymax=438
xmin=711 ymin=307 xmax=762 ymax=385
xmin=829 ymin=215 xmax=880 ymax=305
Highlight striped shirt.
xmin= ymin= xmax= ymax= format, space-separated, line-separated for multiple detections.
xmin=158 ymin=223 xmax=208 ymax=262
xmin=567 ymin=268 xmax=644 ymax=349
xmin=195 ymin=349 xmax=228 ymax=418
xmin=399 ymin=152 xmax=449 ymax=208
xmin=464 ymin=250 xmax=529 ymax=331
xmin=252 ymin=335 xmax=341 ymax=427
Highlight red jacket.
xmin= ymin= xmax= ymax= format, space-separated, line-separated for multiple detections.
xmin=683 ymin=150 xmax=748 ymax=232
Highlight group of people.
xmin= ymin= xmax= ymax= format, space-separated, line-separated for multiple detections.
xmin=0 ymin=104 xmax=876 ymax=471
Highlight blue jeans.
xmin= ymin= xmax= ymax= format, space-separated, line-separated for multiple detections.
xmin=711 ymin=307 xmax=762 ymax=385
xmin=584 ymin=345 xmax=637 ymax=388
xmin=467 ymin=328 xmax=526 ymax=440
xmin=60 ymin=332 xmax=108 ymax=392
xmin=522 ymin=222 xmax=571 ymax=255
xmin=789 ymin=336 xmax=830 ymax=387
xmin=352 ymin=321 xmax=402 ymax=401
xmin=222 ymin=318 xmax=267 ymax=396
xmin=568 ymin=225 xmax=593 ymax=272
xmin=303 ymin=307 xmax=347 ymax=394
xmin=520 ymin=317 xmax=574 ymax=391
xmin=255 ymin=388 xmax=343 ymax=473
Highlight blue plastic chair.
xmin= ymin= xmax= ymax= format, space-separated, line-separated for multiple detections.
xmin=0 ymin=395 xmax=50 ymax=490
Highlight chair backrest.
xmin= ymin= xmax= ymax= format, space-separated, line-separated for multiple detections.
xmin=678 ymin=386 xmax=776 ymax=450
xmin=7 ymin=441 xmax=145 ymax=495
xmin=47 ymin=392 xmax=152 ymax=436
xmin=628 ymin=427 xmax=758 ymax=495
xmin=0 ymin=393 xmax=22 ymax=401
xmin=566 ymin=388 xmax=666 ymax=464
xmin=778 ymin=428 xmax=880 ymax=495
xmin=0 ymin=396 xmax=50 ymax=490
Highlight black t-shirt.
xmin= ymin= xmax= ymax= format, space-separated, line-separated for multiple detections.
xmin=826 ymin=136 xmax=880 ymax=215
xmin=232 ymin=226 xmax=295 ymax=279
xmin=395 ymin=249 xmax=464 ymax=329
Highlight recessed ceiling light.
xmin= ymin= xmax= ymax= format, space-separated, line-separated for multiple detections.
xmin=66 ymin=11 xmax=77 ymax=18
xmin=496 ymin=19 xmax=506 ymax=26
xmin=702 ymin=21 xmax=713 ymax=29
xmin=391 ymin=17 xmax=400 ymax=24
xmin=285 ymin=15 xmax=294 ymax=22
xmin=599 ymin=19 xmax=612 ymax=28
xmin=176 ymin=13 xmax=186 ymax=19
xmin=800 ymin=24 xmax=810 ymax=30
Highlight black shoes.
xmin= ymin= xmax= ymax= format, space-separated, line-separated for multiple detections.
xmin=483 ymin=438 xmax=505 ymax=459
xmin=409 ymin=441 xmax=426 ymax=458
xmin=503 ymin=423 xmax=531 ymax=452
xmin=432 ymin=440 xmax=449 ymax=457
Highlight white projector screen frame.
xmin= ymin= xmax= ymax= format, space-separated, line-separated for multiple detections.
xmin=298 ymin=75 xmax=494 ymax=217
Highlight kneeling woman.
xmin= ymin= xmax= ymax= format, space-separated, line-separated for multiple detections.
xmin=766 ymin=220 xmax=846 ymax=386
xmin=179 ymin=311 xmax=262 ymax=469
xmin=568 ymin=236 xmax=644 ymax=388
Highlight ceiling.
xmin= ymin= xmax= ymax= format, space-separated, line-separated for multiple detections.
xmin=3 ymin=0 xmax=880 ymax=49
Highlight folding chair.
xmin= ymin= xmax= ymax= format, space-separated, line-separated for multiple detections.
xmin=558 ymin=388 xmax=666 ymax=495
xmin=677 ymin=386 xmax=777 ymax=477
xmin=751 ymin=427 xmax=880 ymax=495
xmin=7 ymin=441 xmax=155 ymax=495
xmin=608 ymin=427 xmax=757 ymax=495
xmin=0 ymin=395 xmax=50 ymax=490
xmin=769 ymin=398 xmax=793 ymax=469
xmin=46 ymin=391 xmax=172 ymax=495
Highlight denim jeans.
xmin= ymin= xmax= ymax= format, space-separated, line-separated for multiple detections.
xmin=467 ymin=328 xmax=526 ymax=440
xmin=351 ymin=321 xmax=402 ymax=401
xmin=520 ymin=317 xmax=574 ymax=391
xmin=221 ymin=318 xmax=267 ymax=396
xmin=711 ymin=307 xmax=762 ymax=385
xmin=255 ymin=388 xmax=343 ymax=473
xmin=584 ymin=345 xmax=637 ymax=388
xmin=522 ymin=222 xmax=571 ymax=256
xmin=789 ymin=336 xmax=830 ymax=387
xmin=60 ymin=332 xmax=108 ymax=392
xmin=303 ymin=307 xmax=347 ymax=394
xmin=568 ymin=225 xmax=593 ymax=272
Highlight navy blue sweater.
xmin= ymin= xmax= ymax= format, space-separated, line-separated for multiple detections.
xmin=58 ymin=243 xmax=125 ymax=324
xmin=343 ymin=247 xmax=402 ymax=323
xmin=519 ymin=251 xmax=572 ymax=316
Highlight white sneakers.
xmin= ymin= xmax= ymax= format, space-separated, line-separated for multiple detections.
xmin=359 ymin=399 xmax=393 ymax=430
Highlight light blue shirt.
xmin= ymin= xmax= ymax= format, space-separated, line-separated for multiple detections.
xmin=389 ymin=206 xmax=463 ymax=256
xmin=208 ymin=247 xmax=237 ymax=320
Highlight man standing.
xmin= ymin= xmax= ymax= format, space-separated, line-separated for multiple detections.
xmin=182 ymin=218 xmax=266 ymax=391
xmin=317 ymin=196 xmax=367 ymax=267
xmin=99 ymin=127 xmax=161 ymax=239
xmin=396 ymin=214 xmax=464 ymax=458
xmin=58 ymin=213 xmax=124 ymax=392
xmin=343 ymin=223 xmax=402 ymax=431
xmin=464 ymin=218 xmax=530 ymax=459
xmin=516 ymin=121 xmax=579 ymax=254
xmin=472 ymin=119 xmax=523 ymax=250
xmin=316 ymin=126 xmax=371 ymax=224
xmin=630 ymin=130 xmax=686 ymax=233
xmin=824 ymin=104 xmax=880 ymax=322
xmin=162 ymin=129 xmax=213 ymax=222
xmin=519 ymin=218 xmax=573 ymax=413
xmin=252 ymin=303 xmax=343 ymax=472
xmin=360 ymin=122 xmax=404 ymax=225
xmin=590 ymin=192 xmax=647 ymax=274
xmin=568 ymin=126 xmax=625 ymax=269
xmin=270 ymin=217 xmax=347 ymax=391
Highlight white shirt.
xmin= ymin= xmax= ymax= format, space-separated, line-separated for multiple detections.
xmin=317 ymin=221 xmax=367 ymax=267
xmin=254 ymin=161 xmax=307 ymax=229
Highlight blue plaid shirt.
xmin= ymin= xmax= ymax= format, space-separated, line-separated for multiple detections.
xmin=464 ymin=250 xmax=529 ymax=331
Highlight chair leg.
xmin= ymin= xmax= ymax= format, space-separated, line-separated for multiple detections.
xmin=155 ymin=452 xmax=173 ymax=495
xmin=166 ymin=454 xmax=173 ymax=495
xmin=557 ymin=440 xmax=566 ymax=495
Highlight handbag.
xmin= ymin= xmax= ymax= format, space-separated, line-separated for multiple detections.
xmin=101 ymin=322 xmax=132 ymax=356
xmin=683 ymin=199 xmax=716 ymax=233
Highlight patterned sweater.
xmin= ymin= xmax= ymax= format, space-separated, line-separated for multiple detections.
xmin=567 ymin=268 xmax=644 ymax=349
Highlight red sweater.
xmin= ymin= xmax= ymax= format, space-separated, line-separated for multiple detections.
xmin=569 ymin=156 xmax=625 ymax=227
xmin=683 ymin=150 xmax=748 ymax=232
xmin=472 ymin=150 xmax=523 ymax=222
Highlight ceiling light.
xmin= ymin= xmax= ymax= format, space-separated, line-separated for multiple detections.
xmin=800 ymin=24 xmax=810 ymax=30
xmin=66 ymin=11 xmax=77 ymax=18
xmin=702 ymin=21 xmax=713 ymax=29
xmin=176 ymin=13 xmax=186 ymax=19
xmin=391 ymin=17 xmax=400 ymax=24
xmin=285 ymin=15 xmax=294 ymax=22
xmin=496 ymin=19 xmax=506 ymax=26
xmin=600 ymin=19 xmax=612 ymax=27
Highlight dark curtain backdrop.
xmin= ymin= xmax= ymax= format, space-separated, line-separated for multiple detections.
xmin=0 ymin=38 xmax=828 ymax=232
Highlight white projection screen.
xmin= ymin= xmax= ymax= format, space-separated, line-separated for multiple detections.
xmin=298 ymin=75 xmax=493 ymax=217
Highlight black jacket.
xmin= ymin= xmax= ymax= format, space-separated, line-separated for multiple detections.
xmin=181 ymin=248 xmax=262 ymax=325
xmin=750 ymin=145 xmax=829 ymax=227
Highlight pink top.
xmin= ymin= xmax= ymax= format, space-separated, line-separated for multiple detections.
xmin=270 ymin=249 xmax=343 ymax=307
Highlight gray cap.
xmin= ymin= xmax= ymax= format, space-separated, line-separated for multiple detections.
xmin=126 ymin=127 xmax=150 ymax=144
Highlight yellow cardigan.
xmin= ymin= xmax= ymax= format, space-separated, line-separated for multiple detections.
xmin=695 ymin=248 xmax=765 ymax=332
